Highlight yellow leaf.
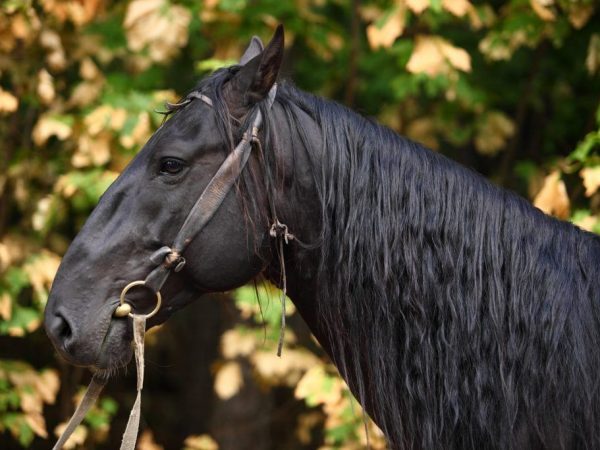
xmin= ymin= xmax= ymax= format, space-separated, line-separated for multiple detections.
xmin=442 ymin=0 xmax=471 ymax=17
xmin=68 ymin=80 xmax=104 ymax=108
xmin=214 ymin=361 xmax=243 ymax=400
xmin=253 ymin=349 xmax=320 ymax=385
xmin=438 ymin=39 xmax=471 ymax=72
xmin=123 ymin=0 xmax=163 ymax=28
xmin=474 ymin=112 xmax=515 ymax=156
xmin=23 ymin=250 xmax=61 ymax=300
xmin=406 ymin=35 xmax=471 ymax=76
xmin=406 ymin=0 xmax=429 ymax=14
xmin=586 ymin=34 xmax=600 ymax=75
xmin=119 ymin=112 xmax=151 ymax=148
xmin=24 ymin=412 xmax=48 ymax=438
xmin=533 ymin=171 xmax=570 ymax=219
xmin=37 ymin=69 xmax=55 ymax=105
xmin=0 ymin=87 xmax=18 ymax=114
xmin=573 ymin=214 xmax=597 ymax=232
xmin=530 ymin=0 xmax=555 ymax=21
xmin=54 ymin=423 xmax=87 ymax=449
xmin=580 ymin=166 xmax=600 ymax=197
xmin=8 ymin=326 xmax=25 ymax=337
xmin=138 ymin=430 xmax=164 ymax=450
xmin=124 ymin=0 xmax=191 ymax=63
xmin=79 ymin=57 xmax=100 ymax=80
xmin=0 ymin=234 xmax=32 ymax=272
xmin=40 ymin=0 xmax=102 ymax=25
xmin=568 ymin=4 xmax=594 ymax=29
xmin=19 ymin=390 xmax=42 ymax=414
xmin=359 ymin=5 xmax=383 ymax=21
xmin=39 ymin=29 xmax=67 ymax=71
xmin=72 ymin=133 xmax=111 ymax=168
xmin=183 ymin=434 xmax=219 ymax=450
xmin=32 ymin=114 xmax=72 ymax=146
xmin=295 ymin=366 xmax=343 ymax=407
xmin=0 ymin=293 xmax=11 ymax=320
xmin=220 ymin=329 xmax=256 ymax=359
xmin=84 ymin=105 xmax=113 ymax=136
xmin=366 ymin=9 xmax=406 ymax=50
xmin=36 ymin=369 xmax=60 ymax=404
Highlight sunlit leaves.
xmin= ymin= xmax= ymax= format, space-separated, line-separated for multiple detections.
xmin=0 ymin=361 xmax=60 ymax=446
xmin=530 ymin=0 xmax=556 ymax=22
xmin=32 ymin=114 xmax=73 ymax=147
xmin=37 ymin=69 xmax=55 ymax=105
xmin=406 ymin=35 xmax=471 ymax=76
xmin=39 ymin=29 xmax=67 ymax=72
xmin=295 ymin=365 xmax=387 ymax=448
xmin=0 ymin=88 xmax=18 ymax=114
xmin=406 ymin=0 xmax=430 ymax=14
xmin=214 ymin=361 xmax=244 ymax=399
xmin=441 ymin=0 xmax=472 ymax=17
xmin=533 ymin=170 xmax=570 ymax=219
xmin=474 ymin=111 xmax=515 ymax=156
xmin=124 ymin=0 xmax=192 ymax=63
xmin=183 ymin=434 xmax=219 ymax=450
xmin=0 ymin=250 xmax=60 ymax=336
xmin=587 ymin=33 xmax=600 ymax=75
xmin=366 ymin=6 xmax=406 ymax=50
xmin=580 ymin=166 xmax=600 ymax=197
xmin=137 ymin=430 xmax=164 ymax=450
xmin=52 ymin=391 xmax=117 ymax=448
xmin=53 ymin=423 xmax=87 ymax=449
xmin=22 ymin=251 xmax=61 ymax=306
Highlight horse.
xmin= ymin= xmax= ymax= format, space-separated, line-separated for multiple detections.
xmin=45 ymin=26 xmax=600 ymax=449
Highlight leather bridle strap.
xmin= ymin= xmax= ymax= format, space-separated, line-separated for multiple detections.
xmin=143 ymin=108 xmax=264 ymax=294
xmin=142 ymin=88 xmax=276 ymax=297
xmin=113 ymin=88 xmax=275 ymax=313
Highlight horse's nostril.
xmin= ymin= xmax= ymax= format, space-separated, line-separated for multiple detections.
xmin=51 ymin=312 xmax=73 ymax=341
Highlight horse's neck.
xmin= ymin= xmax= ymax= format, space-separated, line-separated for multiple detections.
xmin=262 ymin=100 xmax=334 ymax=353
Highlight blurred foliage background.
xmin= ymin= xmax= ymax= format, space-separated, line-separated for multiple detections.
xmin=0 ymin=0 xmax=599 ymax=448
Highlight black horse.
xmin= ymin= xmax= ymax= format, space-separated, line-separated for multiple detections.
xmin=45 ymin=27 xmax=600 ymax=449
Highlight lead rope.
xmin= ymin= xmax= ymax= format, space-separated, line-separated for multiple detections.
xmin=52 ymin=375 xmax=106 ymax=450
xmin=119 ymin=315 xmax=146 ymax=450
xmin=52 ymin=315 xmax=147 ymax=450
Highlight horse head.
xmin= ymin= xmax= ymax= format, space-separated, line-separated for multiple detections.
xmin=44 ymin=27 xmax=298 ymax=372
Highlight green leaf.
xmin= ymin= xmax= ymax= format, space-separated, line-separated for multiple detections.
xmin=3 ymin=268 xmax=29 ymax=297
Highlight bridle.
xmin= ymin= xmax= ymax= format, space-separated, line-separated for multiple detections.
xmin=114 ymin=85 xmax=277 ymax=319
xmin=54 ymin=83 xmax=293 ymax=450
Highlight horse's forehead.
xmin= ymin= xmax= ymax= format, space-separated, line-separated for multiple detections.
xmin=152 ymin=103 xmax=220 ymax=148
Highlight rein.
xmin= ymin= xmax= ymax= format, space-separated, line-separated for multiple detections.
xmin=53 ymin=85 xmax=292 ymax=449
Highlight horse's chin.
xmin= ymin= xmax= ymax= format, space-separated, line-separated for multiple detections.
xmin=93 ymin=317 xmax=134 ymax=372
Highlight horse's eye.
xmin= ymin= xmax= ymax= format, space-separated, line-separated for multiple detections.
xmin=160 ymin=158 xmax=185 ymax=175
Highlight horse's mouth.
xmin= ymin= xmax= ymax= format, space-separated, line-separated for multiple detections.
xmin=94 ymin=315 xmax=134 ymax=371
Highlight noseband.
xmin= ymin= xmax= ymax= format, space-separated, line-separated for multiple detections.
xmin=114 ymin=86 xmax=277 ymax=318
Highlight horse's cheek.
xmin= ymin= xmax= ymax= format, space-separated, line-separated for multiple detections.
xmin=183 ymin=198 xmax=265 ymax=291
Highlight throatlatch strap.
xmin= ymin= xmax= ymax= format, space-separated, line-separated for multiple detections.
xmin=52 ymin=375 xmax=107 ymax=450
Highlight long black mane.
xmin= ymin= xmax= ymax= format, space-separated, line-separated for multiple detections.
xmin=190 ymin=68 xmax=600 ymax=448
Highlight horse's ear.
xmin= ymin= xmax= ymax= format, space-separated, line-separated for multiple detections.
xmin=240 ymin=36 xmax=264 ymax=66
xmin=229 ymin=25 xmax=284 ymax=108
